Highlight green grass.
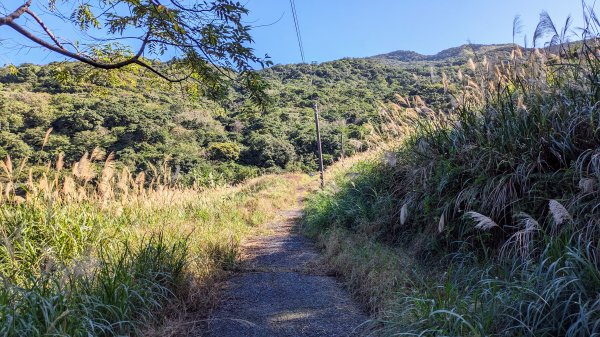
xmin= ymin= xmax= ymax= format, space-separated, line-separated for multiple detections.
xmin=0 ymin=173 xmax=306 ymax=336
xmin=303 ymin=9 xmax=600 ymax=337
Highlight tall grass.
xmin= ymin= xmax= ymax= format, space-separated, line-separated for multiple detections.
xmin=0 ymin=151 xmax=305 ymax=336
xmin=304 ymin=6 xmax=600 ymax=336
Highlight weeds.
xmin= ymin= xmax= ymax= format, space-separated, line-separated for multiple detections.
xmin=0 ymin=150 xmax=304 ymax=336
xmin=304 ymin=4 xmax=600 ymax=336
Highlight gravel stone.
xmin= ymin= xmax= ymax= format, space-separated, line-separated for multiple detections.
xmin=207 ymin=209 xmax=372 ymax=336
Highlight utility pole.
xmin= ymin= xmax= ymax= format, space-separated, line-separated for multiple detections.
xmin=340 ymin=132 xmax=345 ymax=160
xmin=314 ymin=103 xmax=324 ymax=189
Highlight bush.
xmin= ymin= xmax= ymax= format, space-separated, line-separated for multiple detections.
xmin=207 ymin=142 xmax=241 ymax=161
xmin=0 ymin=131 xmax=32 ymax=158
xmin=244 ymin=133 xmax=296 ymax=168
xmin=181 ymin=161 xmax=260 ymax=187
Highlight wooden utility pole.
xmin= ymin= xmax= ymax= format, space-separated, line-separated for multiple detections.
xmin=340 ymin=132 xmax=345 ymax=160
xmin=314 ymin=103 xmax=324 ymax=189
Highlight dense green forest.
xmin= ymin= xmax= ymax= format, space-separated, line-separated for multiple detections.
xmin=0 ymin=44 xmax=491 ymax=185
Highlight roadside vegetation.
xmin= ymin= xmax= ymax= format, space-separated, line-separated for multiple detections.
xmin=303 ymin=8 xmax=600 ymax=336
xmin=0 ymin=150 xmax=306 ymax=336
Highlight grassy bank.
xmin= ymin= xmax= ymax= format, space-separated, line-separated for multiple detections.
xmin=303 ymin=11 xmax=600 ymax=337
xmin=0 ymin=153 xmax=306 ymax=336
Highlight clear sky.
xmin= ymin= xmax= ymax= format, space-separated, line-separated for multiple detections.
xmin=245 ymin=0 xmax=591 ymax=65
xmin=0 ymin=1 xmax=593 ymax=67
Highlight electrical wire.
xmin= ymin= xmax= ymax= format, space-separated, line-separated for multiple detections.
xmin=289 ymin=0 xmax=305 ymax=63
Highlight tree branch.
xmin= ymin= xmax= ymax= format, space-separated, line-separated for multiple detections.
xmin=25 ymin=9 xmax=65 ymax=49
xmin=133 ymin=59 xmax=191 ymax=82
xmin=7 ymin=21 xmax=142 ymax=68
xmin=6 ymin=21 xmax=188 ymax=82
xmin=0 ymin=1 xmax=31 ymax=26
xmin=0 ymin=1 xmax=269 ymax=104
xmin=169 ymin=0 xmax=212 ymax=14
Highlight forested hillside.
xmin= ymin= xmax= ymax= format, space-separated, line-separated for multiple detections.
xmin=0 ymin=43 xmax=506 ymax=185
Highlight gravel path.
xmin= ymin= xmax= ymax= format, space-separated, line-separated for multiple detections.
xmin=207 ymin=203 xmax=371 ymax=336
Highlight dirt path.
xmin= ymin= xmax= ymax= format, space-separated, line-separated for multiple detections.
xmin=207 ymin=194 xmax=371 ymax=336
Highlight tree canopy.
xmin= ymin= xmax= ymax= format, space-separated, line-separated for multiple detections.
xmin=0 ymin=0 xmax=271 ymax=104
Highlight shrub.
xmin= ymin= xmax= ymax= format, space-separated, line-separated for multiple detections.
xmin=244 ymin=133 xmax=296 ymax=168
xmin=207 ymin=141 xmax=241 ymax=161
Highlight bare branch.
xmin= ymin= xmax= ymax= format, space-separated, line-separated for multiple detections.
xmin=132 ymin=59 xmax=191 ymax=82
xmin=169 ymin=0 xmax=212 ymax=14
xmin=7 ymin=21 xmax=144 ymax=68
xmin=25 ymin=9 xmax=65 ymax=49
xmin=0 ymin=1 xmax=31 ymax=26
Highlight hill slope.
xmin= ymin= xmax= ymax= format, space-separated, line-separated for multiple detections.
xmin=0 ymin=44 xmax=474 ymax=184
xmin=304 ymin=36 xmax=600 ymax=336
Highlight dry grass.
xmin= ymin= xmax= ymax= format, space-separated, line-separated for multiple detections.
xmin=314 ymin=226 xmax=420 ymax=314
xmin=0 ymin=150 xmax=308 ymax=336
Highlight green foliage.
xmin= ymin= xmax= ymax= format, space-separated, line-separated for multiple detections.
xmin=7 ymin=1 xmax=272 ymax=105
xmin=181 ymin=161 xmax=259 ymax=187
xmin=304 ymin=160 xmax=395 ymax=238
xmin=304 ymin=13 xmax=600 ymax=337
xmin=244 ymin=133 xmax=297 ymax=168
xmin=0 ymin=174 xmax=303 ymax=336
xmin=207 ymin=142 xmax=241 ymax=161
xmin=1 ymin=53 xmax=455 ymax=183
xmin=1 ymin=236 xmax=186 ymax=337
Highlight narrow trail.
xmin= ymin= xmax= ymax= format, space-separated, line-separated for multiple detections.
xmin=207 ymin=189 xmax=370 ymax=337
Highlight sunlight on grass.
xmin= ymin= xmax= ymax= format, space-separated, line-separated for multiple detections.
xmin=303 ymin=8 xmax=600 ymax=336
xmin=0 ymin=153 xmax=307 ymax=336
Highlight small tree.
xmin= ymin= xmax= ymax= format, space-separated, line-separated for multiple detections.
xmin=245 ymin=133 xmax=296 ymax=168
xmin=207 ymin=142 xmax=240 ymax=161
xmin=0 ymin=1 xmax=271 ymax=104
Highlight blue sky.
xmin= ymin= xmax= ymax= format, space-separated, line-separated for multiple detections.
xmin=245 ymin=0 xmax=590 ymax=65
xmin=0 ymin=1 xmax=592 ymax=66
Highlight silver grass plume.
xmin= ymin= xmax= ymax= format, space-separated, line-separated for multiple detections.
xmin=384 ymin=151 xmax=397 ymax=167
xmin=400 ymin=203 xmax=408 ymax=225
xmin=468 ymin=58 xmax=477 ymax=71
xmin=548 ymin=200 xmax=572 ymax=234
xmin=578 ymin=178 xmax=596 ymax=193
xmin=42 ymin=128 xmax=53 ymax=149
xmin=466 ymin=211 xmax=499 ymax=231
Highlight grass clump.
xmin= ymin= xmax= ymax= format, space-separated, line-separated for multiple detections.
xmin=0 ymin=151 xmax=305 ymax=336
xmin=304 ymin=7 xmax=600 ymax=337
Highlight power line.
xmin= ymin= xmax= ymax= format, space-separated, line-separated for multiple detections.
xmin=289 ymin=0 xmax=305 ymax=63
xmin=288 ymin=1 xmax=324 ymax=188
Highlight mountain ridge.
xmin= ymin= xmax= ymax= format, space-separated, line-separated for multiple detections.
xmin=369 ymin=43 xmax=518 ymax=62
